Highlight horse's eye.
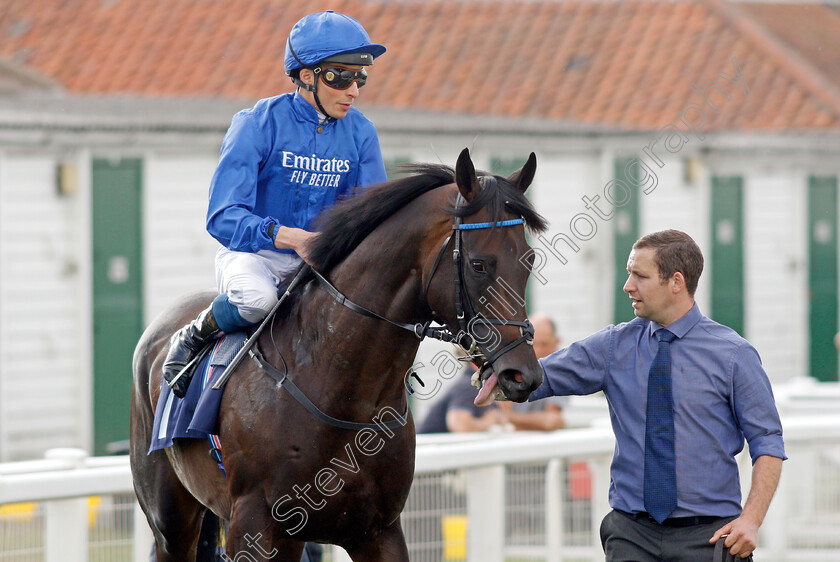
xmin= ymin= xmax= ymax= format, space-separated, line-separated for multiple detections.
xmin=471 ymin=260 xmax=487 ymax=274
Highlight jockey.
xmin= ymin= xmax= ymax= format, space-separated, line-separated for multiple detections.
xmin=162 ymin=10 xmax=388 ymax=397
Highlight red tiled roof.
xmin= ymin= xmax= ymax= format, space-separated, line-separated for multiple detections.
xmin=740 ymin=2 xmax=840 ymax=83
xmin=1 ymin=0 xmax=840 ymax=131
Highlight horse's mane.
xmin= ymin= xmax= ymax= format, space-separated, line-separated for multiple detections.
xmin=308 ymin=162 xmax=548 ymax=274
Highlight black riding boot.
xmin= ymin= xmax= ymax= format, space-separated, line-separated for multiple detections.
xmin=162 ymin=305 xmax=221 ymax=398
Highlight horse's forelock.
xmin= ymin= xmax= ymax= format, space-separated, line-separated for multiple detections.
xmin=450 ymin=173 xmax=547 ymax=233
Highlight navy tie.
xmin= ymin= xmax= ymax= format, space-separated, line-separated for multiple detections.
xmin=644 ymin=328 xmax=678 ymax=523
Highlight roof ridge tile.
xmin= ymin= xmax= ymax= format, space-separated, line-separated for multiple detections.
xmin=698 ymin=0 xmax=840 ymax=120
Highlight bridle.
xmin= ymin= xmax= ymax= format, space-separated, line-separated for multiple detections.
xmin=421 ymin=196 xmax=535 ymax=375
xmin=313 ymin=194 xmax=534 ymax=379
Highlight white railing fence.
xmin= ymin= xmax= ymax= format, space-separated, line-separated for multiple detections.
xmin=0 ymin=448 xmax=151 ymax=562
xmin=1 ymin=415 xmax=839 ymax=562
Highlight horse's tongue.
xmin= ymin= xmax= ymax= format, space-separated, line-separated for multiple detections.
xmin=474 ymin=372 xmax=499 ymax=407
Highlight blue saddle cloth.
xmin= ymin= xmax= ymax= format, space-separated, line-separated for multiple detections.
xmin=148 ymin=331 xmax=247 ymax=454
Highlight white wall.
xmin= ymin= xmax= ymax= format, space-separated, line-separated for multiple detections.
xmin=639 ymin=154 xmax=712 ymax=313
xmin=0 ymin=147 xmax=223 ymax=460
xmin=143 ymin=152 xmax=220 ymax=324
xmin=743 ymin=166 xmax=807 ymax=382
xmin=0 ymin=152 xmax=87 ymax=460
xmin=528 ymin=151 xmax=607 ymax=345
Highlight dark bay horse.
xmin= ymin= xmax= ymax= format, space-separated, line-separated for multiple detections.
xmin=130 ymin=148 xmax=548 ymax=561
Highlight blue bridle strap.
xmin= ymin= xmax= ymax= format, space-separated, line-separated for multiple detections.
xmin=453 ymin=218 xmax=525 ymax=230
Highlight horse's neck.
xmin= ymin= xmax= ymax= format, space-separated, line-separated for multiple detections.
xmin=286 ymin=211 xmax=438 ymax=413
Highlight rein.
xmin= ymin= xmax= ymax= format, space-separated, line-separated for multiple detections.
xmin=247 ymin=200 xmax=534 ymax=432
xmin=311 ymin=269 xmax=459 ymax=343
xmin=249 ymin=345 xmax=407 ymax=433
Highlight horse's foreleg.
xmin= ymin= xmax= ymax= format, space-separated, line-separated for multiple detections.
xmin=131 ymin=389 xmax=209 ymax=561
xmin=134 ymin=450 xmax=209 ymax=561
xmin=343 ymin=519 xmax=409 ymax=562
xmin=226 ymin=493 xmax=306 ymax=562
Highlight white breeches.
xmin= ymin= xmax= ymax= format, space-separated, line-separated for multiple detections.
xmin=215 ymin=247 xmax=303 ymax=324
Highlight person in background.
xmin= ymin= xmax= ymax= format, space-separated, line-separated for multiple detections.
xmin=415 ymin=360 xmax=505 ymax=434
xmin=497 ymin=313 xmax=567 ymax=431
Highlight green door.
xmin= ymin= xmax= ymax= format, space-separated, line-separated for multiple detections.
xmin=92 ymin=158 xmax=144 ymax=455
xmin=613 ymin=157 xmax=640 ymax=324
xmin=489 ymin=157 xmax=522 ymax=179
xmin=710 ymin=176 xmax=744 ymax=336
xmin=808 ymin=176 xmax=838 ymax=382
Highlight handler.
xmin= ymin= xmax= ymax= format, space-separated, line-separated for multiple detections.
xmin=162 ymin=10 xmax=387 ymax=398
xmin=529 ymin=230 xmax=785 ymax=560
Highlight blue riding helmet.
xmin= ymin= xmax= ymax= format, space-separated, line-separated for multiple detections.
xmin=284 ymin=11 xmax=386 ymax=73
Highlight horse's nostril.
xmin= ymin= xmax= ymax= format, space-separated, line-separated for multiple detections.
xmin=498 ymin=369 xmax=534 ymax=403
xmin=500 ymin=369 xmax=525 ymax=387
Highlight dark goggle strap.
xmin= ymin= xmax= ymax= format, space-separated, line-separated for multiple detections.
xmin=321 ymin=52 xmax=374 ymax=66
xmin=287 ymin=41 xmax=370 ymax=93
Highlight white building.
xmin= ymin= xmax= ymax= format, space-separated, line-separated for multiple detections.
xmin=2 ymin=0 xmax=840 ymax=459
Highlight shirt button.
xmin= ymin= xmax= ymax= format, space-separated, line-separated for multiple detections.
xmin=317 ymin=126 xmax=323 ymax=134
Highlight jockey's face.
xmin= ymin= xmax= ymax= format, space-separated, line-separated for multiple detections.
xmin=299 ymin=64 xmax=364 ymax=120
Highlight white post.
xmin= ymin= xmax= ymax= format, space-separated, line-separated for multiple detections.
xmin=758 ymin=446 xmax=791 ymax=562
xmin=44 ymin=448 xmax=89 ymax=562
xmin=545 ymin=459 xmax=564 ymax=562
xmin=133 ymin=501 xmax=155 ymax=562
xmin=466 ymin=465 xmax=505 ymax=562
xmin=589 ymin=456 xmax=611 ymax=562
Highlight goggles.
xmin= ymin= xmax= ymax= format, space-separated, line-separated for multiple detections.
xmin=318 ymin=67 xmax=367 ymax=90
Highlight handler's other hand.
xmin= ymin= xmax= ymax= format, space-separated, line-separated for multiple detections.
xmin=710 ymin=516 xmax=758 ymax=558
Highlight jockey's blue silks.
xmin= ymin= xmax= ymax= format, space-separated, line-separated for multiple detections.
xmin=206 ymin=92 xmax=386 ymax=255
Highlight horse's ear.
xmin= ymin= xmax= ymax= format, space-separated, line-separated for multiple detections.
xmin=507 ymin=152 xmax=537 ymax=194
xmin=455 ymin=147 xmax=480 ymax=202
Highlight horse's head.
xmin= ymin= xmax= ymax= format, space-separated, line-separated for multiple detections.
xmin=425 ymin=148 xmax=548 ymax=406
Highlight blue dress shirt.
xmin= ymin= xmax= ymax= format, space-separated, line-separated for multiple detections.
xmin=531 ymin=303 xmax=786 ymax=517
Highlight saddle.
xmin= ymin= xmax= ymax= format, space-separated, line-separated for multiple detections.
xmin=148 ymin=331 xmax=248 ymax=455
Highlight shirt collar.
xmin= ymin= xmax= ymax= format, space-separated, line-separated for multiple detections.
xmin=647 ymin=302 xmax=703 ymax=340
xmin=292 ymin=91 xmax=321 ymax=123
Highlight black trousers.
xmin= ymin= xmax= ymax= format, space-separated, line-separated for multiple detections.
xmin=600 ymin=509 xmax=742 ymax=562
